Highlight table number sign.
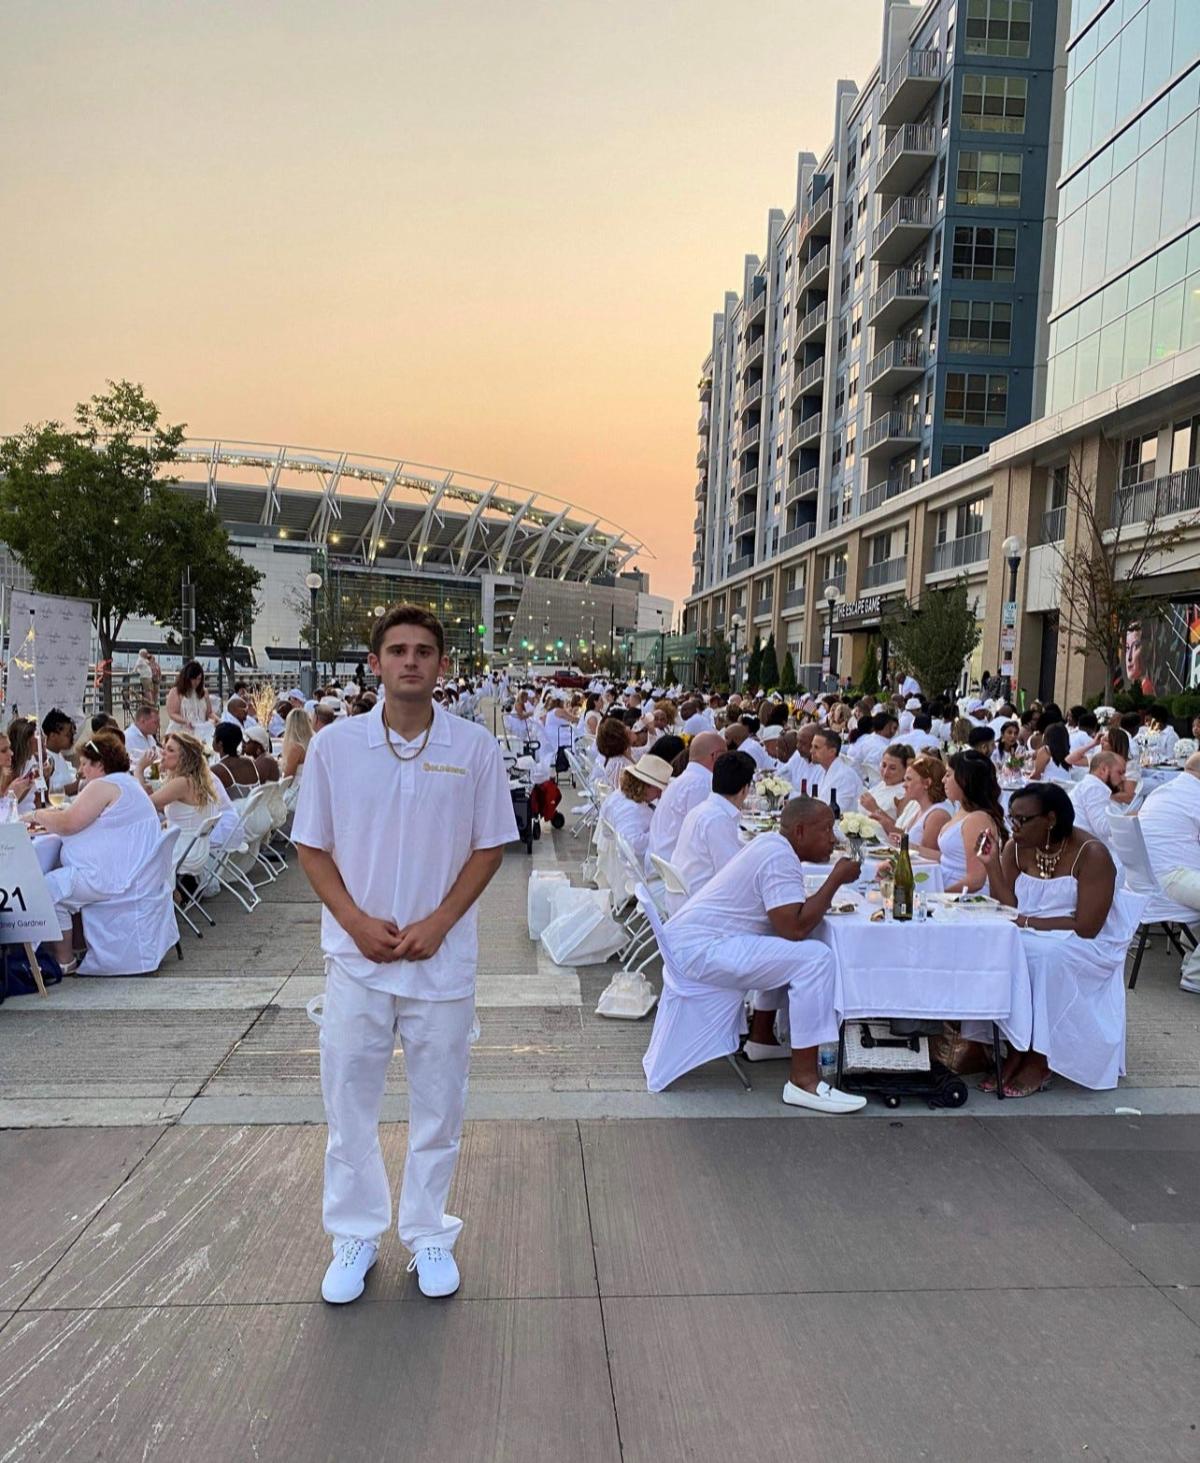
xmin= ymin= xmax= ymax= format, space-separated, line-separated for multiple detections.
xmin=0 ymin=823 xmax=61 ymax=946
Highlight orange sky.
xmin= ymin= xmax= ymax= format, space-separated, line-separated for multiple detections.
xmin=3 ymin=0 xmax=883 ymax=610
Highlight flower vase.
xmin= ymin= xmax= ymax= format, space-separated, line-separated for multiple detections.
xmin=846 ymin=833 xmax=865 ymax=863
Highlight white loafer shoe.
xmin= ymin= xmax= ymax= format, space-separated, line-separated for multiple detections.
xmin=782 ymin=1080 xmax=867 ymax=1114
xmin=321 ymin=1238 xmax=378 ymax=1303
xmin=407 ymin=1245 xmax=460 ymax=1298
xmin=742 ymin=1040 xmax=791 ymax=1062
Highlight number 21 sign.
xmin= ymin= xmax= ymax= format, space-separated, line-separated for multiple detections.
xmin=0 ymin=824 xmax=60 ymax=944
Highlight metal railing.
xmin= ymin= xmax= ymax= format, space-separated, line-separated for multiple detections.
xmin=798 ymin=357 xmax=825 ymax=393
xmin=859 ymin=468 xmax=915 ymax=515
xmin=754 ymin=597 xmax=773 ymax=617
xmin=740 ymin=425 xmax=761 ymax=454
xmin=862 ymin=556 xmax=907 ymax=589
xmin=826 ymin=571 xmax=847 ymax=596
xmin=697 ymin=415 xmax=710 ymax=434
xmin=741 ymin=381 xmax=763 ymax=412
xmin=745 ymin=285 xmax=768 ymax=321
xmin=931 ymin=530 xmax=990 ymax=571
xmin=729 ymin=554 xmax=754 ymax=575
xmin=781 ymin=583 xmax=809 ymax=607
xmin=801 ymin=184 xmax=833 ymax=235
xmin=744 ymin=337 xmax=765 ymax=369
xmin=798 ymin=301 xmax=828 ymax=340
xmin=878 ymin=123 xmax=937 ymax=179
xmin=1041 ymin=505 xmax=1066 ymax=542
xmin=799 ymin=245 xmax=830 ymax=291
xmin=872 ymin=194 xmax=934 ymax=255
xmin=866 ymin=337 xmax=926 ymax=388
xmin=1111 ymin=465 xmax=1200 ymax=526
xmin=787 ymin=467 xmax=820 ymax=501
xmin=734 ymin=511 xmax=757 ymax=536
xmin=863 ymin=410 xmax=921 ymax=452
xmin=881 ymin=47 xmax=944 ymax=117
xmin=696 ymin=446 xmax=708 ymax=466
xmin=868 ymin=266 xmax=928 ymax=323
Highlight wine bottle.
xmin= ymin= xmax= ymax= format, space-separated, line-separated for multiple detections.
xmin=828 ymin=786 xmax=840 ymax=820
xmin=893 ymin=832 xmax=915 ymax=922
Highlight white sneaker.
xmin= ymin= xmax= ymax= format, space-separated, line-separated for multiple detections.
xmin=782 ymin=1080 xmax=867 ymax=1115
xmin=406 ymin=1245 xmax=460 ymax=1298
xmin=742 ymin=1040 xmax=791 ymax=1062
xmin=321 ymin=1238 xmax=378 ymax=1303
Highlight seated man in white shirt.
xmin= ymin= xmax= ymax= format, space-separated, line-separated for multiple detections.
xmin=905 ymin=712 xmax=941 ymax=754
xmin=1069 ymin=751 xmax=1126 ymax=840
xmin=679 ymin=698 xmax=714 ymax=736
xmin=670 ymin=749 xmax=756 ymax=912
xmin=1067 ymin=708 xmax=1100 ymax=756
xmin=666 ymin=796 xmax=865 ymax=1114
xmin=847 ymin=712 xmax=897 ymax=775
xmin=1146 ymin=704 xmax=1179 ymax=759
xmin=729 ymin=717 xmax=775 ymax=772
xmin=781 ymin=724 xmax=820 ymax=794
xmin=810 ymin=729 xmax=863 ymax=812
xmin=123 ymin=704 xmax=161 ymax=764
xmin=1138 ymin=752 xmax=1200 ymax=993
xmin=645 ymin=731 xmax=724 ymax=874
xmin=41 ymin=709 xmax=80 ymax=795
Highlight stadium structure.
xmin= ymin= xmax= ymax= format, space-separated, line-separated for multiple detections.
xmin=120 ymin=438 xmax=671 ymax=674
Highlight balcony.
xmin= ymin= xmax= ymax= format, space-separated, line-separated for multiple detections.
xmin=696 ymin=445 xmax=708 ymax=467
xmin=872 ymin=194 xmax=934 ymax=264
xmin=745 ymin=285 xmax=768 ymax=325
xmin=781 ymin=582 xmax=809 ymax=607
xmin=801 ymin=183 xmax=833 ymax=238
xmin=781 ymin=522 xmax=816 ymax=554
xmin=1041 ymin=505 xmax=1066 ymax=543
xmin=866 ymin=337 xmax=927 ymax=395
xmin=931 ymin=530 xmax=991 ymax=572
xmin=754 ymin=596 xmax=773 ymax=618
xmin=867 ymin=266 xmax=930 ymax=331
xmin=739 ymin=380 xmax=763 ymax=417
xmin=729 ymin=554 xmax=754 ymax=576
xmin=797 ymin=356 xmax=825 ymax=397
xmin=742 ymin=336 xmax=765 ymax=373
xmin=826 ymin=571 xmax=847 ymax=596
xmin=796 ymin=301 xmax=828 ymax=347
xmin=694 ymin=479 xmax=707 ymax=501
xmin=739 ymin=424 xmax=761 ymax=455
xmin=798 ymin=245 xmax=830 ymax=294
xmin=697 ymin=414 xmax=710 ymax=434
xmin=692 ymin=512 xmax=704 ymax=534
xmin=692 ymin=545 xmax=705 ymax=566
xmin=738 ymin=465 xmax=759 ymax=490
xmin=862 ymin=556 xmax=907 ymax=589
xmin=876 ymin=123 xmax=938 ymax=196
xmin=879 ymin=47 xmax=944 ymax=126
xmin=734 ymin=510 xmax=757 ymax=537
xmin=789 ymin=413 xmax=822 ymax=455
xmin=787 ymin=466 xmax=820 ymax=504
xmin=699 ymin=376 xmax=713 ymax=402
xmin=862 ymin=410 xmax=922 ymax=457
xmin=1111 ymin=465 xmax=1200 ymax=526
xmin=859 ymin=467 xmax=915 ymax=515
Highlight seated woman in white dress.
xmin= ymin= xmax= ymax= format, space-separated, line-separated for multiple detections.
xmin=597 ymin=754 xmax=673 ymax=892
xmin=280 ymin=707 xmax=313 ymax=786
xmin=1030 ymin=722 xmax=1074 ymax=783
xmin=924 ymin=751 xmax=1007 ymax=894
xmin=859 ymin=743 xmax=914 ymax=827
xmin=165 ymin=660 xmax=217 ymax=736
xmin=22 ymin=730 xmax=163 ymax=973
xmin=142 ymin=731 xmax=230 ymax=847
xmin=883 ymin=753 xmax=952 ymax=849
xmin=595 ymin=715 xmax=635 ymax=791
xmin=978 ymin=782 xmax=1128 ymax=1096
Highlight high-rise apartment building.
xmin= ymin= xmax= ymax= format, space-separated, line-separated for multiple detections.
xmin=689 ymin=0 xmax=1200 ymax=706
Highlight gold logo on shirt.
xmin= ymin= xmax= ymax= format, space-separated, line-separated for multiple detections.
xmin=422 ymin=762 xmax=467 ymax=775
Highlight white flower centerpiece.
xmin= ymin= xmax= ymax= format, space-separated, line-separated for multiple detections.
xmin=837 ymin=810 xmax=882 ymax=861
xmin=756 ymin=772 xmax=793 ymax=812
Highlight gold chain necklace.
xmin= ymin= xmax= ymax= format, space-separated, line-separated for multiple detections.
xmin=1033 ymin=840 xmax=1064 ymax=879
xmin=381 ymin=705 xmax=435 ymax=763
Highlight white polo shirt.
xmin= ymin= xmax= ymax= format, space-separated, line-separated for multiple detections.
xmin=670 ymin=833 xmax=807 ymax=953
xmin=647 ymin=760 xmax=712 ymax=868
xmin=1139 ymin=771 xmax=1200 ymax=883
xmin=293 ymin=700 xmax=517 ymax=998
xmin=672 ymin=792 xmax=744 ymax=903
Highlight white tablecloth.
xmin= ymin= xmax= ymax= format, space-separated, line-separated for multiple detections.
xmin=816 ymin=912 xmax=1033 ymax=1049
xmin=801 ymin=859 xmax=946 ymax=895
xmin=31 ymin=833 xmax=61 ymax=875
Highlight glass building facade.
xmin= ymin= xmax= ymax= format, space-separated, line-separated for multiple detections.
xmin=1046 ymin=0 xmax=1200 ymax=410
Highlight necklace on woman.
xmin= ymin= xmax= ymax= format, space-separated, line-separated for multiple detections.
xmin=381 ymin=705 xmax=434 ymax=763
xmin=1033 ymin=839 xmax=1065 ymax=879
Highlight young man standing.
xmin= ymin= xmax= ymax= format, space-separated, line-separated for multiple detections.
xmin=294 ymin=605 xmax=517 ymax=1303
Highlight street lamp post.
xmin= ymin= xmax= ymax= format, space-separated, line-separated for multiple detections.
xmin=305 ymin=571 xmax=322 ymax=695
xmin=1000 ymin=534 xmax=1024 ymax=702
xmin=823 ymin=582 xmax=841 ymax=692
xmin=730 ymin=612 xmax=744 ymax=691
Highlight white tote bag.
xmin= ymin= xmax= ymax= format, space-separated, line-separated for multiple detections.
xmin=527 ymin=870 xmax=570 ymax=940
xmin=540 ymin=887 xmax=625 ymax=966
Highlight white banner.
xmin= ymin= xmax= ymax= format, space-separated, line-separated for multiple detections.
xmin=7 ymin=589 xmax=94 ymax=721
xmin=0 ymin=823 xmax=59 ymax=943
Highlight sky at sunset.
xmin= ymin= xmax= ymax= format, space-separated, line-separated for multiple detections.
xmin=3 ymin=0 xmax=884 ymax=611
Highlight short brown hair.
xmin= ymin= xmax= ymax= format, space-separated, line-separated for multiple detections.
xmin=80 ymin=728 xmax=130 ymax=775
xmin=370 ymin=604 xmax=445 ymax=657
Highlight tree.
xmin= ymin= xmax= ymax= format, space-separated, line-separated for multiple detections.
xmin=747 ymin=633 xmax=763 ymax=690
xmin=882 ymin=579 xmax=982 ymax=701
xmin=0 ymin=381 xmax=190 ymax=710
xmin=286 ymin=574 xmax=375 ymax=681
xmin=708 ymin=633 xmax=730 ymax=689
xmin=664 ymin=657 xmax=677 ymax=686
xmin=1051 ymin=444 xmax=1200 ymax=693
xmin=779 ymin=650 xmax=797 ymax=694
xmin=859 ymin=638 xmax=880 ymax=696
xmin=760 ymin=632 xmax=779 ymax=688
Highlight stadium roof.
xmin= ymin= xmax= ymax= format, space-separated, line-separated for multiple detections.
xmin=165 ymin=438 xmax=648 ymax=583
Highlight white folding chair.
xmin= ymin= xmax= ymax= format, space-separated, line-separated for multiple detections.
xmin=648 ymin=853 xmax=691 ymax=906
xmin=209 ymin=794 xmax=267 ymax=912
xmin=173 ymin=813 xmax=222 ymax=935
xmin=1107 ymin=809 xmax=1198 ymax=987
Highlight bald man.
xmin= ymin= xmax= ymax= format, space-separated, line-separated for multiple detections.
xmin=645 ymin=730 xmax=725 ymax=873
xmin=1069 ymin=750 xmax=1126 ymax=840
xmin=664 ymin=797 xmax=866 ymax=1113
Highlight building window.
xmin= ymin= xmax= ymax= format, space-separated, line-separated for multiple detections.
xmin=1121 ymin=433 xmax=1159 ymax=488
xmin=964 ymin=0 xmax=1031 ymax=59
xmin=951 ymin=225 xmax=1017 ymax=281
xmin=1172 ymin=418 xmax=1200 ymax=473
xmin=961 ymin=73 xmax=1027 ymax=134
xmin=945 ymin=371 xmax=1008 ymax=426
xmin=948 ymin=299 xmax=1012 ymax=355
xmin=956 ymin=150 xmax=1021 ymax=207
xmin=941 ymin=443 xmax=986 ymax=470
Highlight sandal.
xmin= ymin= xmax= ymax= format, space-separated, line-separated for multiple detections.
xmin=1001 ymin=1074 xmax=1054 ymax=1099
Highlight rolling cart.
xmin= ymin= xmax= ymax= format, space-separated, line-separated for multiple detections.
xmin=835 ymin=1020 xmax=970 ymax=1109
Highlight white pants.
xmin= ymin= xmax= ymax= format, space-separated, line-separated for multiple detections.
xmin=682 ymin=934 xmax=838 ymax=1049
xmin=45 ymin=866 xmax=108 ymax=936
xmin=319 ymin=959 xmax=476 ymax=1255
xmin=1160 ymin=867 xmax=1200 ymax=983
